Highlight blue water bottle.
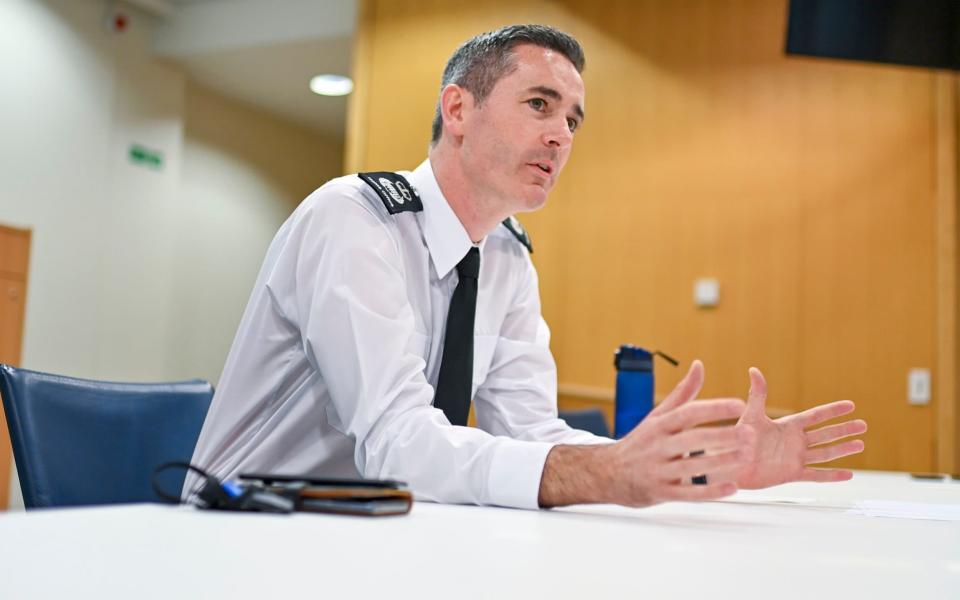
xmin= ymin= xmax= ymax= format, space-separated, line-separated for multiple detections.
xmin=614 ymin=345 xmax=677 ymax=438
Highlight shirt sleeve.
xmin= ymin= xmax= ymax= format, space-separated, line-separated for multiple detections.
xmin=268 ymin=185 xmax=553 ymax=509
xmin=474 ymin=248 xmax=613 ymax=446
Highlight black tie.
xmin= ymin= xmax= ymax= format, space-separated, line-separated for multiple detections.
xmin=434 ymin=247 xmax=480 ymax=426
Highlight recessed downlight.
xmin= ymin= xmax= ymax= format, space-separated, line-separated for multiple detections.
xmin=310 ymin=74 xmax=353 ymax=96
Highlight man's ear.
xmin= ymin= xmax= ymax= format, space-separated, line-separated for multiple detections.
xmin=439 ymin=83 xmax=473 ymax=139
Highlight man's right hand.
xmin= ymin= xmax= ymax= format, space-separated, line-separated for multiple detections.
xmin=539 ymin=361 xmax=753 ymax=508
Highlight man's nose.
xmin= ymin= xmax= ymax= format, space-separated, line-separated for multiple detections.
xmin=543 ymin=117 xmax=573 ymax=148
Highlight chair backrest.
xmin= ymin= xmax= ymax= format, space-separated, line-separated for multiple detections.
xmin=0 ymin=364 xmax=213 ymax=508
xmin=558 ymin=408 xmax=612 ymax=438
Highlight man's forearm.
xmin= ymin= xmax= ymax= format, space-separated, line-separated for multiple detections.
xmin=538 ymin=444 xmax=617 ymax=508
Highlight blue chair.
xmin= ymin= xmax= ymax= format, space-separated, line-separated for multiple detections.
xmin=558 ymin=408 xmax=612 ymax=438
xmin=0 ymin=365 xmax=213 ymax=508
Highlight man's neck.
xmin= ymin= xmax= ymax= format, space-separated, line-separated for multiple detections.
xmin=428 ymin=144 xmax=508 ymax=244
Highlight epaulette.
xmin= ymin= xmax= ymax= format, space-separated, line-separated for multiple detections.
xmin=502 ymin=216 xmax=533 ymax=253
xmin=358 ymin=172 xmax=423 ymax=214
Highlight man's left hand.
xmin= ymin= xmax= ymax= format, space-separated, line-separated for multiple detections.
xmin=735 ymin=368 xmax=867 ymax=490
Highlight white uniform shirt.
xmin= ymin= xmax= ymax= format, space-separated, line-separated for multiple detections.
xmin=186 ymin=159 xmax=608 ymax=509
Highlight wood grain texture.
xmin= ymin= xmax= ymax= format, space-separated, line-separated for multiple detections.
xmin=935 ymin=74 xmax=959 ymax=474
xmin=343 ymin=0 xmax=375 ymax=175
xmin=0 ymin=225 xmax=30 ymax=279
xmin=350 ymin=0 xmax=949 ymax=471
xmin=0 ymin=224 xmax=31 ymax=510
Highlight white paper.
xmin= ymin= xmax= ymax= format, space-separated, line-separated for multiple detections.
xmin=847 ymin=500 xmax=960 ymax=521
xmin=722 ymin=495 xmax=818 ymax=505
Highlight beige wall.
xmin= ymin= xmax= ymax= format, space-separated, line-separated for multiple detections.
xmin=167 ymin=82 xmax=343 ymax=385
xmin=348 ymin=0 xmax=957 ymax=472
xmin=0 ymin=0 xmax=342 ymax=508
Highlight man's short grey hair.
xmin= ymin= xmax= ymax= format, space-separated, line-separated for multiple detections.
xmin=430 ymin=24 xmax=585 ymax=145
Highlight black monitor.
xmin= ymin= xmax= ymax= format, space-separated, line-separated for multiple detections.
xmin=785 ymin=0 xmax=960 ymax=71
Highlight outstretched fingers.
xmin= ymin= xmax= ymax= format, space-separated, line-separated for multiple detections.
xmin=661 ymin=425 xmax=747 ymax=458
xmin=745 ymin=367 xmax=768 ymax=417
xmin=660 ymin=448 xmax=747 ymax=482
xmin=794 ymin=400 xmax=857 ymax=428
xmin=806 ymin=419 xmax=868 ymax=447
xmin=662 ymin=481 xmax=738 ymax=502
xmin=805 ymin=439 xmax=865 ymax=464
xmin=799 ymin=468 xmax=854 ymax=483
xmin=658 ymin=398 xmax=746 ymax=433
xmin=650 ymin=360 xmax=705 ymax=416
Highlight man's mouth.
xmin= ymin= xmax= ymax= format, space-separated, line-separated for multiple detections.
xmin=528 ymin=161 xmax=553 ymax=175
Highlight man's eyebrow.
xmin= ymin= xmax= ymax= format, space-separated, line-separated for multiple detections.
xmin=525 ymin=85 xmax=585 ymax=122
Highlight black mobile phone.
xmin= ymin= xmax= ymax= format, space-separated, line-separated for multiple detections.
xmin=239 ymin=472 xmax=406 ymax=489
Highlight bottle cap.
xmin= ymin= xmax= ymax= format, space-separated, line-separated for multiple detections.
xmin=614 ymin=345 xmax=653 ymax=371
xmin=614 ymin=346 xmax=679 ymax=371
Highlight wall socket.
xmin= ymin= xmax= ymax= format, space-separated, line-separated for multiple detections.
xmin=693 ymin=278 xmax=720 ymax=308
xmin=907 ymin=368 xmax=931 ymax=405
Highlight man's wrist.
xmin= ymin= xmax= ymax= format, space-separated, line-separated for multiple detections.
xmin=538 ymin=443 xmax=616 ymax=508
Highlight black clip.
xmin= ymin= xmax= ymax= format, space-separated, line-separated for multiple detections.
xmin=653 ymin=350 xmax=679 ymax=366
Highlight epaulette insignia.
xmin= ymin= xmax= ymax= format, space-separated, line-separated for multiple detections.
xmin=358 ymin=172 xmax=424 ymax=214
xmin=502 ymin=216 xmax=533 ymax=253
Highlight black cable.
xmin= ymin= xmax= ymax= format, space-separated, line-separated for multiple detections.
xmin=151 ymin=461 xmax=295 ymax=513
xmin=151 ymin=461 xmax=219 ymax=505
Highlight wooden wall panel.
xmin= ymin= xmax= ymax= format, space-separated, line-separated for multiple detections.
xmin=0 ymin=227 xmax=30 ymax=277
xmin=796 ymin=63 xmax=939 ymax=471
xmin=935 ymin=75 xmax=960 ymax=475
xmin=0 ymin=224 xmax=31 ymax=509
xmin=351 ymin=0 xmax=951 ymax=472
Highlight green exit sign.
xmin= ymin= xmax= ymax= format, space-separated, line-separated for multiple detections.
xmin=128 ymin=144 xmax=163 ymax=170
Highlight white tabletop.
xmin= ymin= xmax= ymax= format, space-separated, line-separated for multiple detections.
xmin=0 ymin=471 xmax=957 ymax=599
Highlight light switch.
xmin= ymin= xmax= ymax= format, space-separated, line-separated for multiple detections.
xmin=693 ymin=278 xmax=720 ymax=308
xmin=908 ymin=368 xmax=931 ymax=405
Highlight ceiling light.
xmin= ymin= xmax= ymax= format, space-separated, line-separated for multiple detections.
xmin=310 ymin=74 xmax=353 ymax=97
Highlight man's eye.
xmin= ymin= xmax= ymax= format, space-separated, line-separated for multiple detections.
xmin=528 ymin=98 xmax=546 ymax=110
xmin=567 ymin=118 xmax=579 ymax=132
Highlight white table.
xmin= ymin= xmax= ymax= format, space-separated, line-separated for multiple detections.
xmin=0 ymin=471 xmax=957 ymax=599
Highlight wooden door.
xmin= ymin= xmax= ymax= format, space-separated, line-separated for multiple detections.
xmin=0 ymin=224 xmax=31 ymax=509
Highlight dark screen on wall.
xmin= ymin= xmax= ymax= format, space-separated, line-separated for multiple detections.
xmin=786 ymin=0 xmax=960 ymax=71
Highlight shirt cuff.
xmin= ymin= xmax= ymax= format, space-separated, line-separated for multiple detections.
xmin=485 ymin=439 xmax=555 ymax=509
xmin=562 ymin=430 xmax=614 ymax=445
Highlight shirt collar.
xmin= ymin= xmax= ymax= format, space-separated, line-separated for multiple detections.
xmin=408 ymin=158 xmax=485 ymax=279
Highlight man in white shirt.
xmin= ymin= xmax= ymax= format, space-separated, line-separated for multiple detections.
xmin=186 ymin=24 xmax=866 ymax=509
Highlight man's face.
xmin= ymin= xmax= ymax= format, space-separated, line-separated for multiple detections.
xmin=460 ymin=44 xmax=585 ymax=214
